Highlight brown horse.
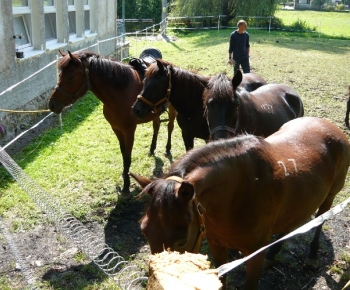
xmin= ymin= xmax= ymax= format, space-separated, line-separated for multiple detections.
xmin=131 ymin=59 xmax=266 ymax=150
xmin=204 ymin=71 xmax=304 ymax=140
xmin=131 ymin=117 xmax=350 ymax=289
xmin=48 ymin=50 xmax=176 ymax=198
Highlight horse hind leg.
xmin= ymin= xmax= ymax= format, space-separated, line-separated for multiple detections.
xmin=305 ymin=195 xmax=336 ymax=268
xmin=264 ymin=233 xmax=285 ymax=268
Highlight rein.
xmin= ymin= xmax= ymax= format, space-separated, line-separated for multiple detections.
xmin=137 ymin=66 xmax=172 ymax=114
xmin=54 ymin=60 xmax=91 ymax=103
xmin=166 ymin=176 xmax=206 ymax=253
xmin=209 ymin=125 xmax=236 ymax=136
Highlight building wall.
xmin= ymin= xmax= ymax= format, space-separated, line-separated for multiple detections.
xmin=0 ymin=0 xmax=120 ymax=145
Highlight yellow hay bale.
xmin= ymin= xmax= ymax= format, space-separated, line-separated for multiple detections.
xmin=147 ymin=251 xmax=222 ymax=290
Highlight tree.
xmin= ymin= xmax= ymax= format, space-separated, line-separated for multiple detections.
xmin=169 ymin=0 xmax=280 ymax=17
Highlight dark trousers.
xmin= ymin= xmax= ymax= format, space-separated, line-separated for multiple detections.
xmin=234 ymin=57 xmax=250 ymax=74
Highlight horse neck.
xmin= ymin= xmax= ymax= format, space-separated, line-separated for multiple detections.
xmin=87 ymin=59 xmax=141 ymax=104
xmin=169 ymin=68 xmax=206 ymax=114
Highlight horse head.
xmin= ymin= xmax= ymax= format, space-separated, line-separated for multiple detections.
xmin=131 ymin=59 xmax=172 ymax=119
xmin=130 ymin=173 xmax=201 ymax=254
xmin=49 ymin=50 xmax=91 ymax=114
xmin=204 ymin=72 xmax=241 ymax=140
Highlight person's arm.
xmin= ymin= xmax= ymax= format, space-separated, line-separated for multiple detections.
xmin=227 ymin=33 xmax=234 ymax=64
xmin=246 ymin=34 xmax=250 ymax=57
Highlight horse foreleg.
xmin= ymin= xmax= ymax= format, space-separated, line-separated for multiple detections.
xmin=244 ymin=250 xmax=266 ymax=290
xmin=165 ymin=105 xmax=177 ymax=156
xmin=345 ymin=98 xmax=350 ymax=128
xmin=113 ymin=127 xmax=135 ymax=199
xmin=207 ymin=241 xmax=228 ymax=290
xmin=149 ymin=117 xmax=161 ymax=156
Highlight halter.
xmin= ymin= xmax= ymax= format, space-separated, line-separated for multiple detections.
xmin=166 ymin=176 xmax=206 ymax=253
xmin=54 ymin=60 xmax=91 ymax=104
xmin=209 ymin=125 xmax=236 ymax=136
xmin=137 ymin=66 xmax=172 ymax=114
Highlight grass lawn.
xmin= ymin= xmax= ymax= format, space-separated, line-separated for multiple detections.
xmin=0 ymin=17 xmax=350 ymax=289
xmin=275 ymin=9 xmax=350 ymax=37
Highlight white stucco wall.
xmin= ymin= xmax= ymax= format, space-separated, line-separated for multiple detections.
xmin=0 ymin=0 xmax=120 ymax=145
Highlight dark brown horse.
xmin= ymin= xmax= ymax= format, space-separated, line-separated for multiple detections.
xmin=131 ymin=117 xmax=350 ymax=289
xmin=204 ymin=71 xmax=304 ymax=140
xmin=131 ymin=59 xmax=266 ymax=151
xmin=48 ymin=50 xmax=176 ymax=198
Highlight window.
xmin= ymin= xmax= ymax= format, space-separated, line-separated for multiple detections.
xmin=68 ymin=11 xmax=76 ymax=34
xmin=44 ymin=0 xmax=55 ymax=6
xmin=12 ymin=0 xmax=29 ymax=7
xmin=68 ymin=0 xmax=76 ymax=36
xmin=45 ymin=13 xmax=57 ymax=41
xmin=84 ymin=0 xmax=90 ymax=32
xmin=12 ymin=0 xmax=32 ymax=53
xmin=13 ymin=16 xmax=31 ymax=48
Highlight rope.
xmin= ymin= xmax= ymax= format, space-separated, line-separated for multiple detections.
xmin=0 ymin=109 xmax=50 ymax=113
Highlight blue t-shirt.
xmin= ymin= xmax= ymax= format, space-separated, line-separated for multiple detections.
xmin=228 ymin=30 xmax=250 ymax=61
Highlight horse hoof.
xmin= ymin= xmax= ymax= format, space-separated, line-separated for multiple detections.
xmin=118 ymin=190 xmax=131 ymax=201
xmin=304 ymin=257 xmax=318 ymax=268
xmin=164 ymin=151 xmax=171 ymax=157
xmin=263 ymin=258 xmax=275 ymax=269
xmin=148 ymin=151 xmax=155 ymax=157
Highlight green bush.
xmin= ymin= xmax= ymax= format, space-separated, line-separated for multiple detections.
xmin=290 ymin=18 xmax=316 ymax=31
xmin=335 ymin=4 xmax=345 ymax=11
xmin=324 ymin=4 xmax=335 ymax=11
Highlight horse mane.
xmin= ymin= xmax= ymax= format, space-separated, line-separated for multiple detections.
xmin=59 ymin=51 xmax=135 ymax=88
xmin=146 ymin=59 xmax=210 ymax=88
xmin=203 ymin=73 xmax=233 ymax=104
xmin=168 ymin=134 xmax=262 ymax=178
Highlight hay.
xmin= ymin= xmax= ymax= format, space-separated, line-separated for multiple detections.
xmin=147 ymin=250 xmax=222 ymax=290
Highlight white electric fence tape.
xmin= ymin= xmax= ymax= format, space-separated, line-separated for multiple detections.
xmin=217 ymin=196 xmax=350 ymax=277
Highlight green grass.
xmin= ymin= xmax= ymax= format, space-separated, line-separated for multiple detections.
xmin=275 ymin=9 xmax=350 ymax=38
xmin=1 ymin=21 xmax=350 ymax=289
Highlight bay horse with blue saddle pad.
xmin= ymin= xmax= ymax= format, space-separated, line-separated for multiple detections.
xmin=48 ymin=49 xmax=176 ymax=198
xmin=204 ymin=71 xmax=304 ymax=140
xmin=131 ymin=59 xmax=266 ymax=150
xmin=130 ymin=117 xmax=350 ymax=290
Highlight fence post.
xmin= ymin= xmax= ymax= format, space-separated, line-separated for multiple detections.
xmin=218 ymin=15 xmax=220 ymax=31
xmin=161 ymin=0 xmax=167 ymax=36
xmin=269 ymin=16 xmax=271 ymax=34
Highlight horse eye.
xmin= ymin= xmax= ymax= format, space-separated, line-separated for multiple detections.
xmin=177 ymin=239 xmax=187 ymax=248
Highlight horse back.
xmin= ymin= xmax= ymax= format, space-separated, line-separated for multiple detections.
xmin=237 ymin=84 xmax=303 ymax=136
xmin=265 ymin=117 xmax=350 ymax=232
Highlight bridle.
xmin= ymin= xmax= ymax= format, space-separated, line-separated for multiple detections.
xmin=54 ymin=59 xmax=91 ymax=104
xmin=137 ymin=66 xmax=172 ymax=114
xmin=209 ymin=125 xmax=236 ymax=136
xmin=166 ymin=176 xmax=206 ymax=253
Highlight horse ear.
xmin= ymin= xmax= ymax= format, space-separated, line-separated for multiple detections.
xmin=59 ymin=49 xmax=66 ymax=57
xmin=129 ymin=172 xmax=152 ymax=189
xmin=68 ymin=50 xmax=74 ymax=59
xmin=232 ymin=70 xmax=243 ymax=88
xmin=176 ymin=181 xmax=195 ymax=204
xmin=156 ymin=59 xmax=165 ymax=73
